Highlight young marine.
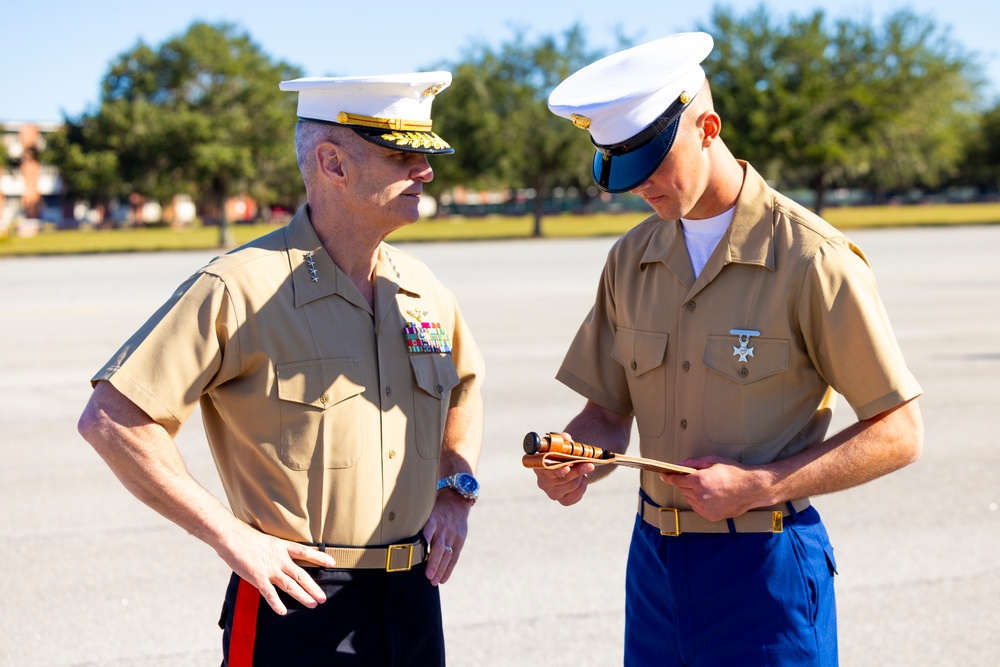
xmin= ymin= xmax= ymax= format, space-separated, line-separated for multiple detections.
xmin=532 ymin=32 xmax=923 ymax=665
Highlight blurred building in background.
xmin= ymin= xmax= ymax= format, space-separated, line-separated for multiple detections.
xmin=1 ymin=121 xmax=63 ymax=236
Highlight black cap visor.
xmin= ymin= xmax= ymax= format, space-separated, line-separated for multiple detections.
xmin=350 ymin=126 xmax=454 ymax=155
xmin=299 ymin=116 xmax=454 ymax=155
xmin=592 ymin=116 xmax=679 ymax=193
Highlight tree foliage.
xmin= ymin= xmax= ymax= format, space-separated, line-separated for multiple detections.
xmin=430 ymin=25 xmax=614 ymax=235
xmin=43 ymin=9 xmax=995 ymax=237
xmin=956 ymin=99 xmax=1000 ymax=189
xmin=702 ymin=5 xmax=982 ymax=213
xmin=49 ymin=21 xmax=303 ymax=245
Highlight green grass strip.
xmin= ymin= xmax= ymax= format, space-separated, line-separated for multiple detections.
xmin=3 ymin=203 xmax=999 ymax=256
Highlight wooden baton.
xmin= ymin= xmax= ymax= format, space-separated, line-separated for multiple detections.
xmin=522 ymin=431 xmax=613 ymax=460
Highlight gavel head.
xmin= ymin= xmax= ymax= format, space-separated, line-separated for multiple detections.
xmin=523 ymin=432 xmax=542 ymax=454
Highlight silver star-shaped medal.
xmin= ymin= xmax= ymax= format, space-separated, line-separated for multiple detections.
xmin=730 ymin=329 xmax=761 ymax=363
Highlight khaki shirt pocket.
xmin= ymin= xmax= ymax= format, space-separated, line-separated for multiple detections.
xmin=611 ymin=327 xmax=668 ymax=437
xmin=409 ymin=354 xmax=461 ymax=459
xmin=276 ymin=359 xmax=366 ymax=470
xmin=702 ymin=336 xmax=788 ymax=445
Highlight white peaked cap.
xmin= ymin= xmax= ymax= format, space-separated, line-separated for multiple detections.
xmin=548 ymin=32 xmax=713 ymax=146
xmin=280 ymin=72 xmax=454 ymax=153
xmin=547 ymin=32 xmax=714 ymax=192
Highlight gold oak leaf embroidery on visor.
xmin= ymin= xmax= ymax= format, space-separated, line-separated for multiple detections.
xmin=380 ymin=131 xmax=451 ymax=150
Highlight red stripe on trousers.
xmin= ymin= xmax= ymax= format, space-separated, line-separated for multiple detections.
xmin=228 ymin=578 xmax=259 ymax=667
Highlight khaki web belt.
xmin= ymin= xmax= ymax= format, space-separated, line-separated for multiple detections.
xmin=639 ymin=496 xmax=811 ymax=536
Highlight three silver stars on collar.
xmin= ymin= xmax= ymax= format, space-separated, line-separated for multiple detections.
xmin=303 ymin=249 xmax=401 ymax=283
xmin=384 ymin=249 xmax=401 ymax=278
xmin=304 ymin=252 xmax=318 ymax=282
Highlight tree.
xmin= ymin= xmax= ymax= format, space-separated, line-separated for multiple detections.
xmin=703 ymin=6 xmax=982 ymax=214
xmin=430 ymin=25 xmax=611 ymax=236
xmin=49 ymin=22 xmax=303 ymax=246
xmin=46 ymin=117 xmax=123 ymax=223
xmin=952 ymin=99 xmax=1000 ymax=191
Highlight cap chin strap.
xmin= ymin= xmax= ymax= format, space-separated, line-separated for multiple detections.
xmin=336 ymin=111 xmax=433 ymax=133
xmin=593 ymin=89 xmax=696 ymax=157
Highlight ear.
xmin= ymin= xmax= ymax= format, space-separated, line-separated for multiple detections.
xmin=700 ymin=110 xmax=722 ymax=146
xmin=315 ymin=141 xmax=348 ymax=185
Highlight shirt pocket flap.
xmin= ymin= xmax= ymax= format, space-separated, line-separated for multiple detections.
xmin=409 ymin=354 xmax=461 ymax=399
xmin=611 ymin=328 xmax=669 ymax=377
xmin=703 ymin=336 xmax=788 ymax=383
xmin=276 ymin=359 xmax=365 ymax=409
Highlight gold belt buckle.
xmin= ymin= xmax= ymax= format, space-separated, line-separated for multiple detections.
xmin=772 ymin=510 xmax=784 ymax=533
xmin=386 ymin=543 xmax=414 ymax=572
xmin=659 ymin=507 xmax=681 ymax=537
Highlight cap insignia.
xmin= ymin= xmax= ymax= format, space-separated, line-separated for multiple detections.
xmin=422 ymin=83 xmax=446 ymax=97
xmin=570 ymin=114 xmax=591 ymax=130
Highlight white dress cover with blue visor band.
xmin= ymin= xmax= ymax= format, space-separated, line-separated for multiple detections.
xmin=547 ymin=32 xmax=714 ymax=193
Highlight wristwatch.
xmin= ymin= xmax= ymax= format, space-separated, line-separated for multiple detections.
xmin=437 ymin=473 xmax=480 ymax=504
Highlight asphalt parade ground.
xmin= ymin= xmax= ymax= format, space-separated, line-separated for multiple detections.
xmin=1 ymin=224 xmax=998 ymax=666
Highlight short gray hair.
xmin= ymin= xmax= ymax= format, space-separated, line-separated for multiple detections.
xmin=294 ymin=121 xmax=357 ymax=177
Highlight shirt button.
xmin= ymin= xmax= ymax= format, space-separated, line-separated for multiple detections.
xmin=686 ymin=301 xmax=696 ymax=311
xmin=435 ymin=384 xmax=443 ymax=394
xmin=388 ymin=450 xmax=396 ymax=459
xmin=740 ymin=367 xmax=749 ymax=377
xmin=388 ymin=511 xmax=396 ymax=521
xmin=385 ymin=386 xmax=392 ymax=396
xmin=319 ymin=394 xmax=329 ymax=404
xmin=680 ymin=419 xmax=688 ymax=429
xmin=682 ymin=361 xmax=690 ymax=371
xmin=630 ymin=360 xmax=637 ymax=371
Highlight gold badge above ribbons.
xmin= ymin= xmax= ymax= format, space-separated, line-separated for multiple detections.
xmin=404 ymin=308 xmax=452 ymax=353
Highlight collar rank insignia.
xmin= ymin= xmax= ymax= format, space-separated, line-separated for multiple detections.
xmin=730 ymin=329 xmax=761 ymax=363
xmin=404 ymin=308 xmax=452 ymax=354
xmin=304 ymin=252 xmax=319 ymax=282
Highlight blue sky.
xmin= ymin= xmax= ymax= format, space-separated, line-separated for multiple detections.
xmin=2 ymin=0 xmax=997 ymax=122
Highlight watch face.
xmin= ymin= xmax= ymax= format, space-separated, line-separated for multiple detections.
xmin=456 ymin=473 xmax=479 ymax=496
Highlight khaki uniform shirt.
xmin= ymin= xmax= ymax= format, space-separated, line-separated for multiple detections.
xmin=557 ymin=163 xmax=921 ymax=509
xmin=94 ymin=205 xmax=484 ymax=546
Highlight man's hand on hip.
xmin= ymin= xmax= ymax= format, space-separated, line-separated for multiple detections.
xmin=215 ymin=522 xmax=337 ymax=616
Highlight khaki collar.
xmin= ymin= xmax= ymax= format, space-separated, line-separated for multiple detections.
xmin=285 ymin=205 xmax=422 ymax=312
xmin=639 ymin=160 xmax=775 ymax=287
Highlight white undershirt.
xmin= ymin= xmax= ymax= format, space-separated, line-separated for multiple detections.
xmin=681 ymin=207 xmax=735 ymax=278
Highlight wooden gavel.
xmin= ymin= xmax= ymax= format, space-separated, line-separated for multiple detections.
xmin=522 ymin=431 xmax=614 ymax=460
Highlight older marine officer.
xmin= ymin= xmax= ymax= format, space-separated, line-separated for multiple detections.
xmin=532 ymin=33 xmax=923 ymax=665
xmin=78 ymin=71 xmax=484 ymax=666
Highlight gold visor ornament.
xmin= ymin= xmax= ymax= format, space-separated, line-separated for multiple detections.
xmin=380 ymin=131 xmax=451 ymax=151
xmin=570 ymin=114 xmax=591 ymax=130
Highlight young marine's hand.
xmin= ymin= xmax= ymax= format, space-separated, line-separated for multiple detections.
xmin=534 ymin=460 xmax=596 ymax=506
xmin=659 ymin=455 xmax=762 ymax=522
